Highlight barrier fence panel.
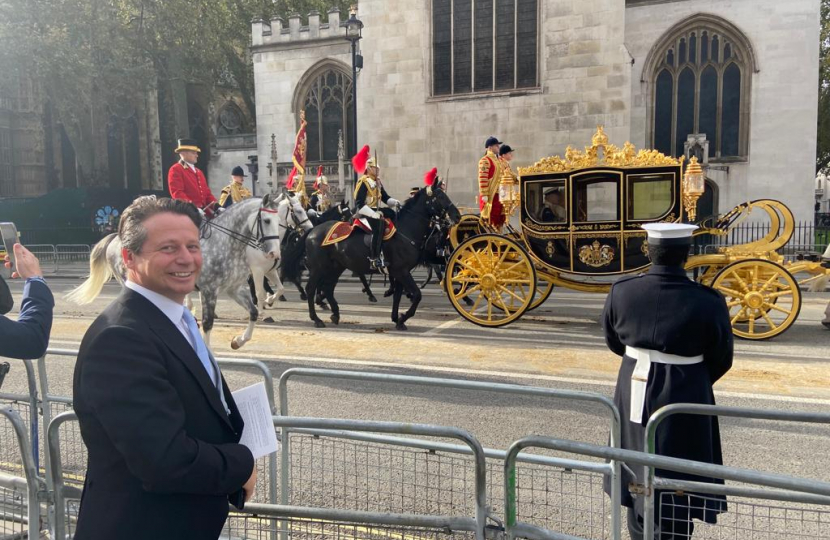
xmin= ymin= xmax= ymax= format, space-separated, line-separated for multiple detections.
xmin=277 ymin=367 xmax=622 ymax=536
xmin=643 ymin=403 xmax=830 ymax=540
xmin=46 ymin=413 xmax=489 ymax=540
xmin=0 ymin=407 xmax=41 ymax=539
xmin=504 ymin=437 xmax=830 ymax=540
xmin=24 ymin=244 xmax=58 ymax=274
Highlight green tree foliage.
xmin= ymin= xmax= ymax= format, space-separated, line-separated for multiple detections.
xmin=819 ymin=0 xmax=830 ymax=174
xmin=0 ymin=0 xmax=353 ymax=184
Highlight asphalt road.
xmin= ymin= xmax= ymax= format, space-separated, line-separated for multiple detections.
xmin=2 ymin=277 xmax=829 ymax=539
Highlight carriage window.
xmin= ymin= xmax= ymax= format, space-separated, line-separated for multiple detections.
xmin=574 ymin=177 xmax=618 ymax=222
xmin=628 ymin=174 xmax=674 ymax=220
xmin=537 ymin=181 xmax=567 ymax=222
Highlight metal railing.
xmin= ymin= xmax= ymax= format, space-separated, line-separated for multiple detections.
xmin=278 ymin=367 xmax=623 ymax=537
xmin=504 ymin=436 xmax=830 ymax=540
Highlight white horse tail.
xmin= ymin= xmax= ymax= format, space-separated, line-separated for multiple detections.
xmin=808 ymin=274 xmax=830 ymax=293
xmin=66 ymin=233 xmax=118 ymax=305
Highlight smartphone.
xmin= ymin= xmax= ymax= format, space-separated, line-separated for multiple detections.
xmin=0 ymin=222 xmax=19 ymax=267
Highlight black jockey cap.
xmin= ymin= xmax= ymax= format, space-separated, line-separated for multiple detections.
xmin=642 ymin=223 xmax=698 ymax=246
xmin=231 ymin=165 xmax=247 ymax=177
xmin=499 ymin=144 xmax=514 ymax=156
xmin=485 ymin=136 xmax=502 ymax=148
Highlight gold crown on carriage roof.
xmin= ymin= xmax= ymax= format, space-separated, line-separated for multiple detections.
xmin=518 ymin=126 xmax=684 ymax=176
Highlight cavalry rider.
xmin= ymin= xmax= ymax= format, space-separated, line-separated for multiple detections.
xmin=309 ymin=165 xmax=332 ymax=218
xmin=168 ymin=138 xmax=220 ymax=218
xmin=478 ymin=136 xmax=505 ymax=229
xmin=219 ymin=165 xmax=253 ymax=208
xmin=352 ymin=145 xmax=401 ymax=270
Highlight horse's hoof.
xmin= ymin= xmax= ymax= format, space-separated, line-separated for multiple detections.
xmin=299 ymin=293 xmax=307 ymax=301
xmin=231 ymin=337 xmax=243 ymax=350
xmin=318 ymin=303 xmax=329 ymax=311
xmin=383 ymin=290 xmax=394 ymax=298
xmin=368 ymin=295 xmax=378 ymax=303
xmin=263 ymin=316 xmax=275 ymax=323
xmin=314 ymin=320 xmax=326 ymax=328
xmin=462 ymin=296 xmax=474 ymax=306
xmin=330 ymin=314 xmax=340 ymax=325
xmin=279 ymin=295 xmax=288 ymax=302
xmin=396 ymin=322 xmax=408 ymax=331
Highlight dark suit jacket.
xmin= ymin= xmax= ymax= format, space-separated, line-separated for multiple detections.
xmin=0 ymin=278 xmax=54 ymax=359
xmin=72 ymin=288 xmax=254 ymax=540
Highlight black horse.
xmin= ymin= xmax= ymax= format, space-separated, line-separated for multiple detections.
xmin=280 ymin=201 xmax=381 ymax=304
xmin=304 ymin=184 xmax=460 ymax=329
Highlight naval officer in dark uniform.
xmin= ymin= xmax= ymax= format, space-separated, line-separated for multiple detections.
xmin=602 ymin=223 xmax=734 ymax=540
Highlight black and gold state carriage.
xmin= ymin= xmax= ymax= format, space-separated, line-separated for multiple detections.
xmin=444 ymin=127 xmax=830 ymax=339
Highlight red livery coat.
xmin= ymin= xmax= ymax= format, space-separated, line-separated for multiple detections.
xmin=168 ymin=162 xmax=217 ymax=209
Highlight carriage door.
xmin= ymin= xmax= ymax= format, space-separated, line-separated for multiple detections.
xmin=623 ymin=171 xmax=678 ymax=272
xmin=570 ymin=171 xmax=622 ymax=274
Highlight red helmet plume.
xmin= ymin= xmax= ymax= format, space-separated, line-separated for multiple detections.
xmin=424 ymin=167 xmax=438 ymax=186
xmin=313 ymin=165 xmax=324 ymax=189
xmin=351 ymin=145 xmax=371 ymax=175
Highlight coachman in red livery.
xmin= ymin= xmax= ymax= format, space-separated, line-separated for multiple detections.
xmin=168 ymin=138 xmax=219 ymax=218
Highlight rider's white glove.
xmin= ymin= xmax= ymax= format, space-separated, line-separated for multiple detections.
xmin=197 ymin=207 xmax=207 ymax=218
xmin=386 ymin=198 xmax=401 ymax=209
xmin=481 ymin=195 xmax=488 ymax=203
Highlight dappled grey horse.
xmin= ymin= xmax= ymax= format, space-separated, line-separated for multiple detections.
xmin=67 ymin=193 xmax=286 ymax=349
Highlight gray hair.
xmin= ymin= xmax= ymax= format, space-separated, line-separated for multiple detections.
xmin=118 ymin=196 xmax=202 ymax=253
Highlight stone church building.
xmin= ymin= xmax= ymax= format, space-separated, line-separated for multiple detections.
xmin=250 ymin=0 xmax=819 ymax=223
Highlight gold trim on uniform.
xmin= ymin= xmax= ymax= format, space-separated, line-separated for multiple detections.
xmin=219 ymin=182 xmax=252 ymax=207
xmin=354 ymin=175 xmax=381 ymax=207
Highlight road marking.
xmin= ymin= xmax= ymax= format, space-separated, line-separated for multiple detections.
xmin=424 ymin=320 xmax=461 ymax=335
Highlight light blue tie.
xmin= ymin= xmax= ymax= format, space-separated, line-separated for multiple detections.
xmin=182 ymin=310 xmax=229 ymax=414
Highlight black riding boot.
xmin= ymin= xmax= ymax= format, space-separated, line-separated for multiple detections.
xmin=370 ymin=217 xmax=387 ymax=270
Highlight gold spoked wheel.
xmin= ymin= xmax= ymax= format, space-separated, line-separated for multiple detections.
xmin=527 ymin=276 xmax=554 ymax=312
xmin=712 ymin=259 xmax=801 ymax=340
xmin=445 ymin=234 xmax=536 ymax=327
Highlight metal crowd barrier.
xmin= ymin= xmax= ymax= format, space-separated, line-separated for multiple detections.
xmin=505 ymin=436 xmax=830 ymax=540
xmin=0 ymin=407 xmax=40 ymax=539
xmin=643 ymin=403 xmax=830 ymax=540
xmin=278 ymin=367 xmax=622 ymax=535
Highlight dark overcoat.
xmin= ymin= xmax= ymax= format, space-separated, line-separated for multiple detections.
xmin=601 ymin=264 xmax=733 ymax=523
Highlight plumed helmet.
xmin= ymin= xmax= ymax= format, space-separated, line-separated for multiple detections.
xmin=351 ymin=145 xmax=371 ymax=174
xmin=424 ymin=167 xmax=438 ymax=186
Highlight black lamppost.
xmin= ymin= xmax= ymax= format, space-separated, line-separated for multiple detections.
xmin=344 ymin=6 xmax=363 ymax=183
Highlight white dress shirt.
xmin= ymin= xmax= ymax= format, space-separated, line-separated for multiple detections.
xmin=125 ymin=281 xmax=194 ymax=348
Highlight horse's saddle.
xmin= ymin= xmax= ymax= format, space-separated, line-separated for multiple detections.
xmin=322 ymin=218 xmax=396 ymax=247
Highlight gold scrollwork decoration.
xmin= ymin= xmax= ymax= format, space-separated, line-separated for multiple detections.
xmin=546 ymin=241 xmax=555 ymax=257
xmin=641 ymin=239 xmax=649 ymax=256
xmin=518 ymin=126 xmax=684 ymax=175
xmin=578 ymin=240 xmax=616 ymax=268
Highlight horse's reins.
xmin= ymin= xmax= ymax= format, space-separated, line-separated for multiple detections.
xmin=205 ymin=207 xmax=279 ymax=252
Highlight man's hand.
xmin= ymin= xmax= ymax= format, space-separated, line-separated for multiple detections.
xmin=243 ymin=467 xmax=257 ymax=502
xmin=6 ymin=244 xmax=42 ymax=279
xmin=481 ymin=195 xmax=488 ymax=203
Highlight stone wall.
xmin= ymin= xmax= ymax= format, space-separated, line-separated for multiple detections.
xmin=625 ymin=0 xmax=820 ymax=223
xmin=252 ymin=1 xmax=632 ymax=208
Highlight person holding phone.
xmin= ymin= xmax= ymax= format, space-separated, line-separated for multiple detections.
xmin=1 ymin=243 xmax=54 ymax=359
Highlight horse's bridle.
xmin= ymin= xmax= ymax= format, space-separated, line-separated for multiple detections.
xmin=205 ymin=206 xmax=279 ymax=252
xmin=285 ymin=200 xmax=311 ymax=231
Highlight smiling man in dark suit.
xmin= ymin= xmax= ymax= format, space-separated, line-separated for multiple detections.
xmin=72 ymin=196 xmax=256 ymax=540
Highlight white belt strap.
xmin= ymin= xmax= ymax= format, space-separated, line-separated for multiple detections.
xmin=626 ymin=346 xmax=703 ymax=424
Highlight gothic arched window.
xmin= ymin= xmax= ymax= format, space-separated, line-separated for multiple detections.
xmin=645 ymin=15 xmax=756 ymax=160
xmin=298 ymin=67 xmax=353 ymax=162
xmin=217 ymin=102 xmax=245 ymax=136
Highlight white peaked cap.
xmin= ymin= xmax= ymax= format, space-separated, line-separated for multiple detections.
xmin=642 ymin=223 xmax=698 ymax=245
